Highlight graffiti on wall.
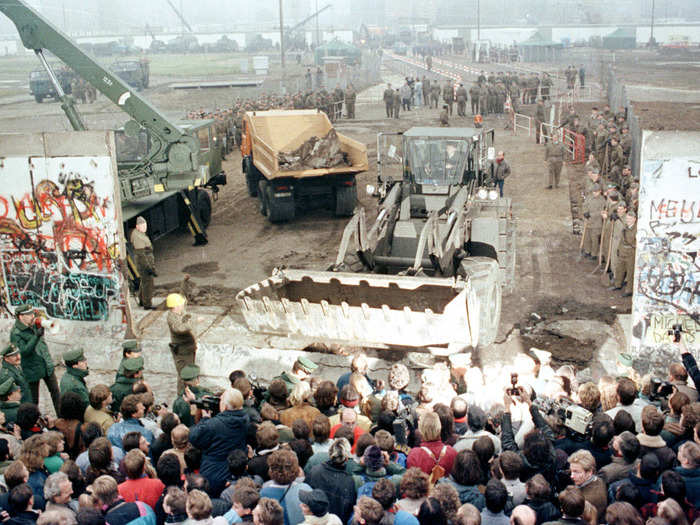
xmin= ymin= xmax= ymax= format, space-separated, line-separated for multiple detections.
xmin=631 ymin=155 xmax=700 ymax=364
xmin=0 ymin=155 xmax=122 ymax=321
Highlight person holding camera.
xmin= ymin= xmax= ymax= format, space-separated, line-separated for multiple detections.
xmin=173 ymin=365 xmax=214 ymax=427
xmin=10 ymin=304 xmax=59 ymax=413
xmin=188 ymin=388 xmax=250 ymax=497
xmin=130 ymin=216 xmax=157 ymax=310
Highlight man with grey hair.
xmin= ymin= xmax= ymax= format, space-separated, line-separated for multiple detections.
xmin=306 ymin=438 xmax=356 ymax=524
xmin=44 ymin=472 xmax=77 ymax=524
xmin=189 ymin=388 xmax=250 ymax=496
xmin=510 ymin=505 xmax=536 ymax=525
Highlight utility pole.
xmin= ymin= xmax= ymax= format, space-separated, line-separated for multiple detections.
xmin=650 ymin=0 xmax=656 ymax=46
xmin=477 ymin=0 xmax=480 ymax=41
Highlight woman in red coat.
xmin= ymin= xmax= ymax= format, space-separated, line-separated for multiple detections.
xmin=406 ymin=411 xmax=457 ymax=479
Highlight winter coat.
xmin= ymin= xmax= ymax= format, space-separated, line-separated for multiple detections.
xmin=189 ymin=409 xmax=250 ymax=496
xmin=306 ymin=461 xmax=357 ymax=525
xmin=406 ymin=440 xmax=456 ymax=477
xmin=60 ymin=367 xmax=90 ymax=405
xmin=441 ymin=478 xmax=485 ymax=509
xmin=10 ymin=320 xmax=54 ymax=383
xmin=676 ymin=467 xmax=700 ymax=508
xmin=525 ymin=498 xmax=561 ymax=525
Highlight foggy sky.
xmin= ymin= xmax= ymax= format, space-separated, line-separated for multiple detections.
xmin=1 ymin=0 xmax=699 ymax=37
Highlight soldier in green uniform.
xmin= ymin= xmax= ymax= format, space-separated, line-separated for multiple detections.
xmin=344 ymin=84 xmax=356 ymax=119
xmin=109 ymin=357 xmax=143 ymax=413
xmin=59 ymin=348 xmax=90 ymax=406
xmin=439 ymin=105 xmax=450 ymax=127
xmin=442 ymin=82 xmax=454 ymax=116
xmin=130 ymin=217 xmax=156 ymax=309
xmin=544 ymin=136 xmax=565 ymax=189
xmin=116 ymin=340 xmax=142 ymax=380
xmin=0 ymin=379 xmax=22 ymax=425
xmin=383 ymin=83 xmax=394 ymax=118
xmin=430 ymin=83 xmax=440 ymax=109
xmin=274 ymin=356 xmax=317 ymax=394
xmin=455 ymin=83 xmax=467 ymax=117
xmin=172 ymin=364 xmax=213 ymax=427
xmin=166 ymin=293 xmax=196 ymax=393
xmin=610 ymin=210 xmax=637 ymax=297
xmin=392 ymin=89 xmax=401 ymax=119
xmin=0 ymin=344 xmax=31 ymax=404
xmin=582 ymin=184 xmax=605 ymax=259
xmin=10 ymin=304 xmax=59 ymax=412
xmin=469 ymin=83 xmax=480 ymax=116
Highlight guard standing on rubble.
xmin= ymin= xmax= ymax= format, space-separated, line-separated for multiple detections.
xmin=131 ymin=217 xmax=156 ymax=310
xmin=167 ymin=293 xmax=197 ymax=393
xmin=544 ymin=135 xmax=565 ymax=189
xmin=610 ymin=210 xmax=637 ymax=297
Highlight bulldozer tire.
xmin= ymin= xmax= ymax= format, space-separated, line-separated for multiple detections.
xmin=265 ymin=186 xmax=295 ymax=223
xmin=194 ymin=189 xmax=212 ymax=229
xmin=335 ymin=184 xmax=357 ymax=217
xmin=458 ymin=257 xmax=502 ymax=348
xmin=245 ymin=159 xmax=259 ymax=197
xmin=258 ymin=180 xmax=268 ymax=216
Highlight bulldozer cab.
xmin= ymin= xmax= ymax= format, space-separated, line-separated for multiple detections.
xmin=376 ymin=128 xmax=494 ymax=197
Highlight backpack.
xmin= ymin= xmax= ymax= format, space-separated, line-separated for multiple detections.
xmin=421 ymin=445 xmax=447 ymax=485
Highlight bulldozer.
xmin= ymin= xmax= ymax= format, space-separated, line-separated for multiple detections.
xmin=236 ymin=127 xmax=516 ymax=355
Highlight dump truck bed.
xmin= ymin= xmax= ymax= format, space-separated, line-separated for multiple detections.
xmin=246 ymin=110 xmax=368 ymax=179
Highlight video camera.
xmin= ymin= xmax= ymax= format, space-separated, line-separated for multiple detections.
xmin=668 ymin=323 xmax=683 ymax=343
xmin=534 ymin=396 xmax=592 ymax=437
xmin=506 ymin=373 xmax=520 ymax=396
xmin=193 ymin=395 xmax=221 ymax=415
xmin=248 ymin=373 xmax=268 ymax=407
xmin=650 ymin=378 xmax=674 ymax=401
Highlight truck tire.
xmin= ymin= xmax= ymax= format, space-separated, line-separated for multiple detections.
xmin=458 ymin=257 xmax=502 ymax=348
xmin=335 ymin=184 xmax=357 ymax=217
xmin=194 ymin=189 xmax=212 ymax=229
xmin=245 ymin=159 xmax=259 ymax=197
xmin=258 ymin=180 xmax=268 ymax=216
xmin=34 ymin=95 xmax=43 ymax=103
xmin=265 ymin=186 xmax=295 ymax=223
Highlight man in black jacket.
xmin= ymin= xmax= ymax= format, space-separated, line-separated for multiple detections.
xmin=189 ymin=388 xmax=250 ymax=497
xmin=306 ymin=438 xmax=357 ymax=524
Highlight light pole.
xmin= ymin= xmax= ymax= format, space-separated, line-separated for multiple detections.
xmin=650 ymin=0 xmax=656 ymax=46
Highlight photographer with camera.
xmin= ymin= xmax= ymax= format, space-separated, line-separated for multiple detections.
xmin=188 ymin=388 xmax=250 ymax=497
xmin=173 ymin=365 xmax=215 ymax=427
xmin=10 ymin=304 xmax=59 ymax=413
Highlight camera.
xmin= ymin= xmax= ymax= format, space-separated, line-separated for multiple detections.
xmin=650 ymin=378 xmax=674 ymax=401
xmin=193 ymin=395 xmax=221 ymax=415
xmin=248 ymin=373 xmax=268 ymax=406
xmin=564 ymin=404 xmax=593 ymax=436
xmin=506 ymin=373 xmax=519 ymax=396
xmin=668 ymin=323 xmax=683 ymax=343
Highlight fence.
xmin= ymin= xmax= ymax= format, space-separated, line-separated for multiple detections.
xmin=605 ymin=64 xmax=642 ymax=179
xmin=512 ymin=113 xmax=532 ymax=136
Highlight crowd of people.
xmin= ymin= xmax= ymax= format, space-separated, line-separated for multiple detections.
xmin=0 ymin=298 xmax=699 ymax=525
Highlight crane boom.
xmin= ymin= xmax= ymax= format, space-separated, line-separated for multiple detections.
xmin=288 ymin=4 xmax=331 ymax=34
xmin=165 ymin=0 xmax=194 ymax=33
xmin=0 ymin=0 xmax=199 ymax=184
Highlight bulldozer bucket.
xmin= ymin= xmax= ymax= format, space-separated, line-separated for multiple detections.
xmin=236 ymin=269 xmax=480 ymax=351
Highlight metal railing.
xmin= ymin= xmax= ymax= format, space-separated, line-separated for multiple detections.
xmin=512 ymin=113 xmax=532 ymax=136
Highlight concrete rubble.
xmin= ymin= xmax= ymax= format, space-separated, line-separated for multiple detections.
xmin=278 ymin=129 xmax=350 ymax=170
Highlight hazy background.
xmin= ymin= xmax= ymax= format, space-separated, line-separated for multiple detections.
xmin=1 ymin=0 xmax=699 ymax=37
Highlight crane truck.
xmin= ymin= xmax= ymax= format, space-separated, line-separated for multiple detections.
xmin=0 ymin=0 xmax=226 ymax=284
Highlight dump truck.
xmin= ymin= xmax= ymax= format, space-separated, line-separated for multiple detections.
xmin=1 ymin=0 xmax=226 ymax=283
xmin=241 ymin=110 xmax=369 ymax=223
xmin=236 ymin=127 xmax=516 ymax=354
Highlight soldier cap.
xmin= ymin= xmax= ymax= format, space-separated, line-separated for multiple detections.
xmin=122 ymin=340 xmax=141 ymax=352
xmin=180 ymin=364 xmax=200 ymax=381
xmin=15 ymin=304 xmax=34 ymax=316
xmin=295 ymin=356 xmax=318 ymax=374
xmin=136 ymin=216 xmax=147 ymax=226
xmin=63 ymin=347 xmax=86 ymax=366
xmin=0 ymin=377 xmax=18 ymax=397
xmin=123 ymin=356 xmax=144 ymax=373
xmin=1 ymin=344 xmax=19 ymax=358
xmin=617 ymin=353 xmax=634 ymax=367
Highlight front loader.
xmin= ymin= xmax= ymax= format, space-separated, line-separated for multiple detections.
xmin=236 ymin=127 xmax=516 ymax=354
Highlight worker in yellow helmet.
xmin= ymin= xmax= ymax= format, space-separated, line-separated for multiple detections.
xmin=166 ymin=293 xmax=197 ymax=392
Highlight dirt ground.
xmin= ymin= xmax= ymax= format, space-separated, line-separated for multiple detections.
xmin=2 ymin=48 xmax=692 ymax=371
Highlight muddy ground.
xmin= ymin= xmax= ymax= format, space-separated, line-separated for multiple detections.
xmin=2 ymin=47 xmax=692 ymax=372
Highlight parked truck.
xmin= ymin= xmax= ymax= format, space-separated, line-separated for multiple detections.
xmin=236 ymin=127 xmax=515 ymax=354
xmin=241 ymin=110 xmax=369 ymax=223
xmin=29 ymin=66 xmax=74 ymax=102
xmin=110 ymin=59 xmax=150 ymax=90
xmin=1 ymin=0 xmax=226 ymax=282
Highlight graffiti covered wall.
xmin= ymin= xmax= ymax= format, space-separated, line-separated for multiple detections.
xmin=630 ymin=131 xmax=700 ymax=371
xmin=0 ymin=132 xmax=125 ymax=322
